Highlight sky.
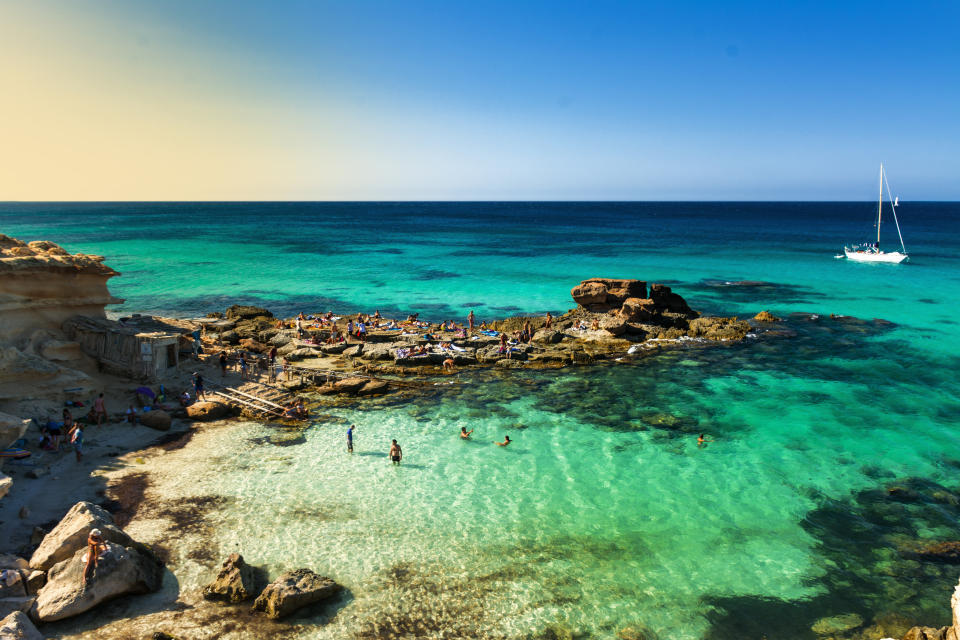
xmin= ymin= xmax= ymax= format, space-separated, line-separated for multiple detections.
xmin=1 ymin=1 xmax=958 ymax=200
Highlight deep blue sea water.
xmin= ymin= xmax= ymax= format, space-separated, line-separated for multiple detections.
xmin=4 ymin=202 xmax=960 ymax=639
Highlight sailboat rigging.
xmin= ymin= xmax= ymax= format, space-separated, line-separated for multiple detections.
xmin=840 ymin=164 xmax=908 ymax=263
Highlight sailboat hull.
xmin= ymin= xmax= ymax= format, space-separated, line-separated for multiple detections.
xmin=843 ymin=249 xmax=908 ymax=263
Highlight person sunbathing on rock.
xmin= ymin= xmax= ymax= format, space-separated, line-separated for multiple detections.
xmin=82 ymin=528 xmax=107 ymax=587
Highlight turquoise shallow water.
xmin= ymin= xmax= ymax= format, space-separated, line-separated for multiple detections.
xmin=4 ymin=202 xmax=960 ymax=638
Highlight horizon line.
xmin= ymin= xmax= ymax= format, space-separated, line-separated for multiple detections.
xmin=2 ymin=199 xmax=959 ymax=204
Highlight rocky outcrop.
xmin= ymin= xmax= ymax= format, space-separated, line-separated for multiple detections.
xmin=753 ymin=310 xmax=782 ymax=322
xmin=570 ymin=278 xmax=697 ymax=322
xmin=571 ymin=278 xmax=647 ymax=311
xmin=30 ymin=501 xmax=134 ymax=571
xmin=32 ymin=541 xmax=163 ymax=622
xmin=0 ymin=474 xmax=12 ymax=501
xmin=251 ymin=569 xmax=341 ymax=619
xmin=225 ymin=305 xmax=273 ymax=320
xmin=0 ymin=235 xmax=122 ymax=344
xmin=203 ymin=554 xmax=256 ymax=603
xmin=0 ymin=611 xmax=43 ymax=640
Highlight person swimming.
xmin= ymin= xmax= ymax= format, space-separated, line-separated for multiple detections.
xmin=495 ymin=435 xmax=511 ymax=446
xmin=460 ymin=426 xmax=473 ymax=439
xmin=697 ymin=433 xmax=714 ymax=447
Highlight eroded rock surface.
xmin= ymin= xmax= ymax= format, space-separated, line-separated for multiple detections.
xmin=203 ymin=553 xmax=256 ymax=603
xmin=251 ymin=568 xmax=341 ymax=619
xmin=30 ymin=501 xmax=134 ymax=571
xmin=32 ymin=542 xmax=162 ymax=622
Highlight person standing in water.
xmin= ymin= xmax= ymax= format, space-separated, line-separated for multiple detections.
xmin=347 ymin=424 xmax=355 ymax=453
xmin=460 ymin=426 xmax=473 ymax=439
xmin=496 ymin=435 xmax=511 ymax=446
xmin=390 ymin=439 xmax=402 ymax=465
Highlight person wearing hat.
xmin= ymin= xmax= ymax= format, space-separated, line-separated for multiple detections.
xmin=82 ymin=528 xmax=107 ymax=587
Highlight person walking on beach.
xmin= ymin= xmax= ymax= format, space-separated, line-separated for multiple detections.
xmin=218 ymin=351 xmax=228 ymax=377
xmin=92 ymin=393 xmax=107 ymax=426
xmin=239 ymin=354 xmax=249 ymax=380
xmin=460 ymin=426 xmax=473 ymax=439
xmin=71 ymin=423 xmax=84 ymax=462
xmin=495 ymin=435 xmax=511 ymax=446
xmin=192 ymin=372 xmax=206 ymax=401
xmin=347 ymin=424 xmax=355 ymax=453
xmin=390 ymin=439 xmax=402 ymax=465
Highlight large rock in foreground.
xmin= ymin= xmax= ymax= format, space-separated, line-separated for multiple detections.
xmin=203 ymin=554 xmax=256 ymax=603
xmin=32 ymin=542 xmax=162 ymax=622
xmin=0 ymin=611 xmax=43 ymax=640
xmin=251 ymin=569 xmax=341 ymax=619
xmin=30 ymin=501 xmax=134 ymax=571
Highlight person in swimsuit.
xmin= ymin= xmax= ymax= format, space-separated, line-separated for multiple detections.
xmin=239 ymin=354 xmax=249 ymax=380
xmin=93 ymin=393 xmax=107 ymax=426
xmin=467 ymin=310 xmax=475 ymax=334
xmin=82 ymin=528 xmax=107 ymax=587
xmin=545 ymin=311 xmax=552 ymax=329
xmin=218 ymin=351 xmax=228 ymax=377
xmin=71 ymin=424 xmax=84 ymax=462
xmin=460 ymin=427 xmax=473 ymax=439
xmin=496 ymin=435 xmax=511 ymax=446
xmin=390 ymin=439 xmax=402 ymax=465
xmin=697 ymin=433 xmax=713 ymax=448
xmin=347 ymin=424 xmax=355 ymax=452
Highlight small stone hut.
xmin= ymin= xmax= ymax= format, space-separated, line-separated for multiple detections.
xmin=63 ymin=315 xmax=197 ymax=381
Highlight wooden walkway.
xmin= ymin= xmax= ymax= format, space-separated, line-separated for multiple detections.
xmin=206 ymin=379 xmax=297 ymax=419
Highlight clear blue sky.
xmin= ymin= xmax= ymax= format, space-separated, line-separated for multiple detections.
xmin=3 ymin=0 xmax=958 ymax=199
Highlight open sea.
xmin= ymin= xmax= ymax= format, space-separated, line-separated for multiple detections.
xmin=3 ymin=202 xmax=960 ymax=639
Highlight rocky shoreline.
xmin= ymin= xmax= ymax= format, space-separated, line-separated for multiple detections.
xmin=3 ymin=234 xmax=947 ymax=639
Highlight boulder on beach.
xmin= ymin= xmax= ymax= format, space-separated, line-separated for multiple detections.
xmin=533 ymin=329 xmax=564 ymax=344
xmin=0 ymin=411 xmax=31 ymax=450
xmin=203 ymin=554 xmax=256 ymax=603
xmin=185 ymin=401 xmax=231 ymax=421
xmin=0 ymin=597 xmax=35 ymax=622
xmin=251 ymin=568 xmax=341 ymax=619
xmin=33 ymin=542 xmax=163 ymax=622
xmin=0 ymin=611 xmax=43 ymax=640
xmin=139 ymin=409 xmax=171 ymax=431
xmin=29 ymin=502 xmax=134 ymax=571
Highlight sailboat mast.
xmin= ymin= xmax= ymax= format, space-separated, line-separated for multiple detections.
xmin=877 ymin=163 xmax=884 ymax=245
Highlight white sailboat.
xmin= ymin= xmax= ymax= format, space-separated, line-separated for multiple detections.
xmin=841 ymin=164 xmax=908 ymax=263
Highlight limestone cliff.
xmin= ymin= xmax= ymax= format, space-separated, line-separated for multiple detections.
xmin=0 ymin=235 xmax=122 ymax=345
xmin=0 ymin=236 xmax=122 ymax=450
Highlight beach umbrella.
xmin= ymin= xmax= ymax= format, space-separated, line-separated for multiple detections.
xmin=134 ymin=386 xmax=156 ymax=399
